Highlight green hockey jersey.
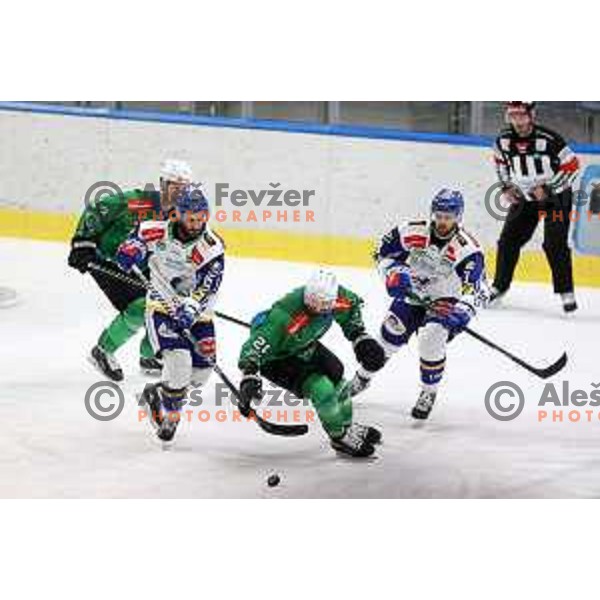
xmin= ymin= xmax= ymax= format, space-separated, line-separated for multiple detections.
xmin=238 ymin=286 xmax=366 ymax=373
xmin=72 ymin=189 xmax=163 ymax=260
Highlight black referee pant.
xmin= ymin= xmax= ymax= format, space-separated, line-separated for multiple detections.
xmin=493 ymin=190 xmax=574 ymax=295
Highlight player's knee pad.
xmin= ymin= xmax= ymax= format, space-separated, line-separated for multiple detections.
xmin=190 ymin=367 xmax=212 ymax=388
xmin=162 ymin=349 xmax=192 ymax=390
xmin=418 ymin=322 xmax=448 ymax=362
xmin=380 ymin=312 xmax=410 ymax=351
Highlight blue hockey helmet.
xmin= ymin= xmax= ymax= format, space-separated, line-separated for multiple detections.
xmin=174 ymin=186 xmax=210 ymax=236
xmin=176 ymin=185 xmax=209 ymax=215
xmin=431 ymin=188 xmax=464 ymax=220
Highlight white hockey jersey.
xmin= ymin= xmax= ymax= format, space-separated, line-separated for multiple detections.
xmin=136 ymin=220 xmax=225 ymax=316
xmin=375 ymin=219 xmax=488 ymax=310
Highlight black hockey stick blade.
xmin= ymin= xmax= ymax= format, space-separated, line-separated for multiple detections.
xmin=252 ymin=409 xmax=309 ymax=437
xmin=213 ymin=365 xmax=308 ymax=437
xmin=463 ymin=327 xmax=568 ymax=379
xmin=405 ymin=293 xmax=568 ymax=380
xmin=528 ymin=351 xmax=568 ymax=379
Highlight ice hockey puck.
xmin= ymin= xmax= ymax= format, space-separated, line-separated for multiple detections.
xmin=267 ymin=474 xmax=281 ymax=487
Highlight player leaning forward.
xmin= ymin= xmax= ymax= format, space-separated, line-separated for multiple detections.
xmin=351 ymin=189 xmax=488 ymax=420
xmin=237 ymin=271 xmax=386 ymax=458
xmin=68 ymin=159 xmax=194 ymax=380
xmin=116 ymin=189 xmax=225 ymax=442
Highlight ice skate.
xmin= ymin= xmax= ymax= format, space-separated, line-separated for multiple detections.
xmin=89 ymin=345 xmax=123 ymax=382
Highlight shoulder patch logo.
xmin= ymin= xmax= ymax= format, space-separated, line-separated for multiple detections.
xmin=128 ymin=198 xmax=156 ymax=213
xmin=191 ymin=246 xmax=204 ymax=265
xmin=141 ymin=227 xmax=165 ymax=243
xmin=287 ymin=312 xmax=311 ymax=335
xmin=404 ymin=234 xmax=428 ymax=249
xmin=334 ymin=296 xmax=353 ymax=311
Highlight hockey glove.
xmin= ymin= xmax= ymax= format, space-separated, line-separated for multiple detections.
xmin=500 ymin=183 xmax=524 ymax=205
xmin=385 ymin=265 xmax=413 ymax=298
xmin=174 ymin=297 xmax=202 ymax=331
xmin=353 ymin=334 xmax=386 ymax=372
xmin=68 ymin=239 xmax=98 ymax=273
xmin=239 ymin=373 xmax=263 ymax=417
xmin=527 ymin=184 xmax=550 ymax=202
xmin=116 ymin=239 xmax=147 ymax=272
xmin=430 ymin=299 xmax=474 ymax=332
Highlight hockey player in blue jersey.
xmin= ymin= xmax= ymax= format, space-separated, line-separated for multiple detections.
xmin=116 ymin=187 xmax=225 ymax=442
xmin=350 ymin=189 xmax=488 ymax=420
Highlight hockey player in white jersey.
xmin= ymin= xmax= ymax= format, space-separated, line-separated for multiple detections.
xmin=116 ymin=187 xmax=225 ymax=441
xmin=351 ymin=189 xmax=488 ymax=419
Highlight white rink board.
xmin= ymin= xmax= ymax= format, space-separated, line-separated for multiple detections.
xmin=1 ymin=108 xmax=599 ymax=247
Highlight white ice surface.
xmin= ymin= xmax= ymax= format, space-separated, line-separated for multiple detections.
xmin=1 ymin=238 xmax=600 ymax=498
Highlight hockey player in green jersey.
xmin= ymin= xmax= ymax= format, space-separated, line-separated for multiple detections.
xmin=238 ymin=270 xmax=386 ymax=457
xmin=68 ymin=159 xmax=193 ymax=381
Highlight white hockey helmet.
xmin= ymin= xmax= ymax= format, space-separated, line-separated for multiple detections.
xmin=304 ymin=270 xmax=339 ymax=313
xmin=160 ymin=159 xmax=193 ymax=184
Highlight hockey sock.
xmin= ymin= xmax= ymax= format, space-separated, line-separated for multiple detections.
xmin=420 ymin=357 xmax=445 ymax=392
xmin=302 ymin=374 xmax=353 ymax=439
xmin=160 ymin=384 xmax=186 ymax=414
xmin=334 ymin=380 xmax=353 ymax=429
xmin=97 ymin=298 xmax=145 ymax=354
xmin=139 ymin=334 xmax=155 ymax=360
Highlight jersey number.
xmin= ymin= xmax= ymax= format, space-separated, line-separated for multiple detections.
xmin=252 ymin=336 xmax=271 ymax=356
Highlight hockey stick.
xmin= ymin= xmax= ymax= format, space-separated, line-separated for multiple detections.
xmin=88 ymin=261 xmax=148 ymax=289
xmin=88 ymin=262 xmax=251 ymax=329
xmin=89 ymin=261 xmax=566 ymax=378
xmin=211 ymin=363 xmax=308 ymax=437
xmin=407 ymin=292 xmax=567 ymax=379
xmin=214 ymin=310 xmax=251 ymax=329
xmin=131 ymin=260 xmax=308 ymax=437
xmin=216 ymin=291 xmax=565 ymax=378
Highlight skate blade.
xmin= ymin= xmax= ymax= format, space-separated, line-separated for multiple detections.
xmin=140 ymin=367 xmax=162 ymax=377
xmin=332 ymin=449 xmax=378 ymax=461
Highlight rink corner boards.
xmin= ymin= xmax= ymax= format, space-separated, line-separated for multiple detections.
xmin=0 ymin=207 xmax=599 ymax=288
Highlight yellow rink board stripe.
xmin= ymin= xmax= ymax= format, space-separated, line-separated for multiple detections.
xmin=1 ymin=208 xmax=599 ymax=287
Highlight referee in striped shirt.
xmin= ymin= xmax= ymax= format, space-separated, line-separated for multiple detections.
xmin=490 ymin=101 xmax=580 ymax=313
